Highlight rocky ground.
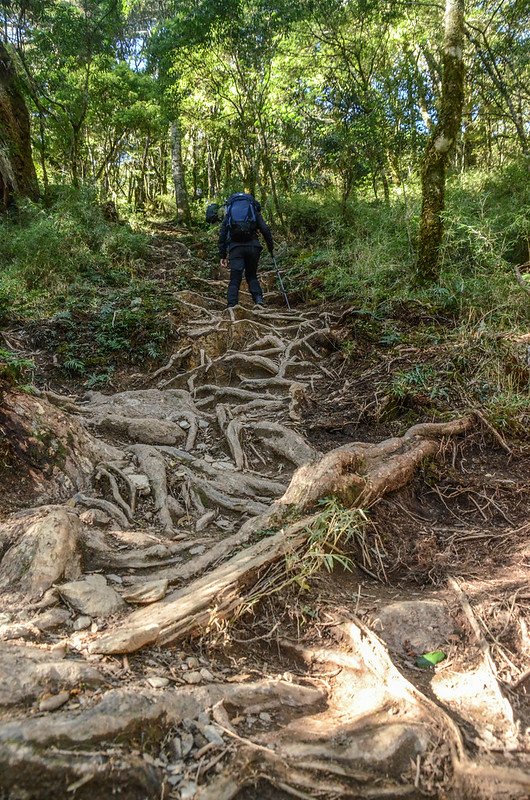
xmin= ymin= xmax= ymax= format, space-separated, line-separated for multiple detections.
xmin=0 ymin=233 xmax=529 ymax=799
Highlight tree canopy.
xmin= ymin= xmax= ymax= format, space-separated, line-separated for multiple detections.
xmin=0 ymin=0 xmax=528 ymax=275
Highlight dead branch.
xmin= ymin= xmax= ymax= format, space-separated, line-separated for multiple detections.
xmin=514 ymin=262 xmax=530 ymax=295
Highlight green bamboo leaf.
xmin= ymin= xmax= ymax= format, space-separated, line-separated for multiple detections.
xmin=416 ymin=650 xmax=446 ymax=668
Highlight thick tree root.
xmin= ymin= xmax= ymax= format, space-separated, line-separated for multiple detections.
xmin=278 ymin=416 xmax=474 ymax=509
xmin=0 ymin=391 xmax=122 ymax=505
xmin=0 ymin=679 xmax=324 ymax=800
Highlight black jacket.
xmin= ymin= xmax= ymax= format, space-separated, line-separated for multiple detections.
xmin=218 ymin=195 xmax=274 ymax=258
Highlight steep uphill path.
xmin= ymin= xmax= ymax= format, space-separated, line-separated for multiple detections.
xmin=0 ymin=248 xmax=529 ymax=800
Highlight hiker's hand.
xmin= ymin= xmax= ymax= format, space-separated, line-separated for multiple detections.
xmin=220 ymin=258 xmax=228 ymax=269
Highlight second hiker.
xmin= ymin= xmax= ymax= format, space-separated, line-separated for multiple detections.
xmin=218 ymin=192 xmax=274 ymax=308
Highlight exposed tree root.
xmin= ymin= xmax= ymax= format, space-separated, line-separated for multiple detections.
xmin=278 ymin=416 xmax=475 ymax=509
xmin=2 ymin=286 xmax=519 ymax=800
xmin=89 ymin=418 xmax=473 ymax=654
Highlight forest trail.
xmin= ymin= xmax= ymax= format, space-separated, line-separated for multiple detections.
xmin=0 ymin=239 xmax=529 ymax=800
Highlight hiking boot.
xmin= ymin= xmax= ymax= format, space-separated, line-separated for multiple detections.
xmin=254 ymin=296 xmax=265 ymax=307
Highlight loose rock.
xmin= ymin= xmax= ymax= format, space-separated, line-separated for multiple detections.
xmin=33 ymin=608 xmax=71 ymax=631
xmin=122 ymin=579 xmax=168 ymax=605
xmin=58 ymin=574 xmax=125 ymax=618
xmin=38 ymin=690 xmax=70 ymax=712
xmin=200 ymin=724 xmax=224 ymax=746
xmin=182 ymin=671 xmax=202 ymax=685
xmin=181 ymin=731 xmax=194 ymax=757
xmin=72 ymin=615 xmax=92 ymax=631
xmin=146 ymin=676 xmax=170 ymax=688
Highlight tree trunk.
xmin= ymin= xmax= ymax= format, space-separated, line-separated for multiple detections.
xmin=417 ymin=0 xmax=465 ymax=282
xmin=0 ymin=41 xmax=38 ymax=210
xmin=170 ymin=120 xmax=191 ymax=224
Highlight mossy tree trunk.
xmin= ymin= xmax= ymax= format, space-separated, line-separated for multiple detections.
xmin=417 ymin=0 xmax=465 ymax=283
xmin=0 ymin=42 xmax=39 ymax=210
xmin=170 ymin=119 xmax=191 ymax=224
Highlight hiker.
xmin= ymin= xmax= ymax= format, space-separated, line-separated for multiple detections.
xmin=218 ymin=192 xmax=274 ymax=308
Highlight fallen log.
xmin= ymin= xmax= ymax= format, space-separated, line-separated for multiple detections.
xmin=89 ymin=417 xmax=474 ymax=654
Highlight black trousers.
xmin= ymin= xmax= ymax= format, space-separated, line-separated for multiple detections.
xmin=227 ymin=244 xmax=264 ymax=307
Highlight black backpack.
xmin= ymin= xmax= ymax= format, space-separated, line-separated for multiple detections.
xmin=225 ymin=193 xmax=257 ymax=242
xmin=205 ymin=203 xmax=221 ymax=224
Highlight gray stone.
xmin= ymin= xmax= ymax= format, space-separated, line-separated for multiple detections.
xmin=200 ymin=724 xmax=224 ymax=746
xmin=199 ymin=668 xmax=214 ymax=682
xmin=182 ymin=670 xmax=202 ymax=685
xmin=180 ymin=731 xmax=194 ymax=757
xmin=33 ymin=608 xmax=71 ymax=631
xmin=0 ymin=643 xmax=102 ymax=709
xmin=171 ymin=735 xmax=182 ymax=759
xmin=146 ymin=676 xmax=170 ymax=688
xmin=178 ymin=420 xmax=191 ymax=429
xmin=189 ymin=546 xmax=206 ymax=556
xmin=197 ymin=711 xmax=210 ymax=726
xmin=73 ymin=616 xmax=92 ymax=631
xmin=58 ymin=574 xmax=126 ymax=618
xmin=373 ymin=599 xmax=456 ymax=654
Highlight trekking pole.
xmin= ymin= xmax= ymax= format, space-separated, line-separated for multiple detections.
xmin=272 ymin=255 xmax=291 ymax=310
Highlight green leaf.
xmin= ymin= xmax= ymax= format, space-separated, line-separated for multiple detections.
xmin=416 ymin=650 xmax=446 ymax=668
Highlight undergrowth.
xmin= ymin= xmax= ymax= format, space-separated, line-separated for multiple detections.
xmin=275 ymin=162 xmax=530 ymax=438
xmin=0 ymin=187 xmax=175 ymax=387
xmin=0 ymin=186 xmax=148 ymax=321
xmin=282 ymin=161 xmax=530 ymax=330
xmin=0 ymin=348 xmax=34 ymax=389
xmin=31 ymin=279 xmax=176 ymax=387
